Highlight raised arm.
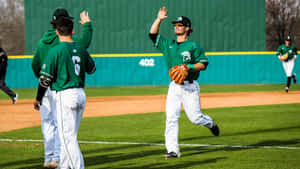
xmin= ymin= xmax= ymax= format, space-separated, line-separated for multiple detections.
xmin=150 ymin=7 xmax=168 ymax=34
xmin=74 ymin=10 xmax=93 ymax=49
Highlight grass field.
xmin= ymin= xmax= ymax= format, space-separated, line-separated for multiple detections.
xmin=0 ymin=85 xmax=300 ymax=169
xmin=0 ymin=104 xmax=300 ymax=169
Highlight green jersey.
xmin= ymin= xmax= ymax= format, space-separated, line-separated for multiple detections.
xmin=40 ymin=42 xmax=96 ymax=91
xmin=32 ymin=22 xmax=93 ymax=78
xmin=154 ymin=34 xmax=208 ymax=81
xmin=276 ymin=44 xmax=298 ymax=60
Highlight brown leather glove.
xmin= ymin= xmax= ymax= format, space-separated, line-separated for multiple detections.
xmin=280 ymin=53 xmax=288 ymax=61
xmin=169 ymin=64 xmax=189 ymax=84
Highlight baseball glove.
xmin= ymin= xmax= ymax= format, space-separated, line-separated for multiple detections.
xmin=280 ymin=53 xmax=288 ymax=61
xmin=169 ymin=64 xmax=189 ymax=84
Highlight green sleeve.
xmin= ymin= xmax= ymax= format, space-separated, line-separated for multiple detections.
xmin=154 ymin=34 xmax=168 ymax=51
xmin=40 ymin=49 xmax=57 ymax=80
xmin=32 ymin=41 xmax=47 ymax=78
xmin=194 ymin=46 xmax=208 ymax=64
xmin=73 ymin=22 xmax=93 ymax=49
xmin=187 ymin=45 xmax=208 ymax=72
xmin=85 ymin=51 xmax=96 ymax=74
xmin=32 ymin=46 xmax=41 ymax=78
xmin=276 ymin=45 xmax=282 ymax=55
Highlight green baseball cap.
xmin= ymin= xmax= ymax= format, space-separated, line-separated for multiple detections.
xmin=172 ymin=16 xmax=192 ymax=27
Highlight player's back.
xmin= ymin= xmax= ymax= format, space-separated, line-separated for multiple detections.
xmin=45 ymin=42 xmax=95 ymax=91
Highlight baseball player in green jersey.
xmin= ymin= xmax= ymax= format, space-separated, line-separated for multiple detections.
xmin=149 ymin=7 xmax=219 ymax=159
xmin=32 ymin=8 xmax=92 ymax=168
xmin=34 ymin=17 xmax=96 ymax=169
xmin=276 ymin=35 xmax=297 ymax=93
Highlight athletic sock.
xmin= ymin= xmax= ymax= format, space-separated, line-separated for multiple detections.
xmin=287 ymin=77 xmax=292 ymax=88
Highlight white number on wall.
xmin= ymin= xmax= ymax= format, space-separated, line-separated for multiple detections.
xmin=139 ymin=58 xmax=155 ymax=67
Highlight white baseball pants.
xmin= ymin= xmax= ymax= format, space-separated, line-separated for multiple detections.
xmin=165 ymin=81 xmax=214 ymax=156
xmin=56 ymin=88 xmax=86 ymax=169
xmin=40 ymin=88 xmax=60 ymax=162
xmin=282 ymin=59 xmax=295 ymax=77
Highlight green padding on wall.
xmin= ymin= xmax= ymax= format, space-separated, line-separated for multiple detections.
xmin=5 ymin=54 xmax=299 ymax=89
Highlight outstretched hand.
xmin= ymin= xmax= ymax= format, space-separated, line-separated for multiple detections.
xmin=157 ymin=6 xmax=168 ymax=20
xmin=79 ymin=10 xmax=91 ymax=25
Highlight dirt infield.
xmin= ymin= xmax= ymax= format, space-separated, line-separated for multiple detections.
xmin=1 ymin=91 xmax=300 ymax=132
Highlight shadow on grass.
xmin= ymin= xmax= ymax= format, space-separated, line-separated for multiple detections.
xmin=17 ymin=164 xmax=44 ymax=169
xmin=84 ymin=148 xmax=165 ymax=167
xmin=180 ymin=125 xmax=300 ymax=142
xmin=250 ymin=139 xmax=300 ymax=147
xmin=0 ymin=157 xmax=43 ymax=169
xmin=183 ymin=138 xmax=300 ymax=157
xmin=81 ymin=144 xmax=149 ymax=155
xmin=101 ymin=157 xmax=226 ymax=169
xmin=83 ymin=143 xmax=226 ymax=169
xmin=84 ymin=146 xmax=225 ymax=169
xmin=1 ymin=125 xmax=299 ymax=169
xmin=2 ymin=138 xmax=296 ymax=169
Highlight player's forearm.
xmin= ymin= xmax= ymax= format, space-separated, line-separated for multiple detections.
xmin=36 ymin=75 xmax=52 ymax=102
xmin=150 ymin=18 xmax=162 ymax=34
xmin=36 ymin=83 xmax=48 ymax=102
xmin=187 ymin=63 xmax=207 ymax=72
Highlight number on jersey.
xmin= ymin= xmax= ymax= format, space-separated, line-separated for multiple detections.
xmin=72 ymin=56 xmax=81 ymax=76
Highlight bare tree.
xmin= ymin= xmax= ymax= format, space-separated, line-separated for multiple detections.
xmin=266 ymin=0 xmax=300 ymax=50
xmin=0 ymin=0 xmax=24 ymax=55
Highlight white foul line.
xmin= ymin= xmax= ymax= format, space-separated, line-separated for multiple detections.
xmin=0 ymin=138 xmax=299 ymax=150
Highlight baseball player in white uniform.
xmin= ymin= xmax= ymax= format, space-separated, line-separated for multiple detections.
xmin=32 ymin=8 xmax=92 ymax=168
xmin=276 ymin=35 xmax=297 ymax=93
xmin=34 ymin=17 xmax=96 ymax=169
xmin=149 ymin=7 xmax=220 ymax=158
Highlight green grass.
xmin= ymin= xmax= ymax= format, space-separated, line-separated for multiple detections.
xmin=0 ymin=104 xmax=300 ymax=169
xmin=1 ymin=84 xmax=300 ymax=100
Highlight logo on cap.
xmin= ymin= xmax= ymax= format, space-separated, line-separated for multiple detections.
xmin=52 ymin=8 xmax=73 ymax=21
xmin=177 ymin=16 xmax=183 ymax=21
xmin=172 ymin=16 xmax=191 ymax=27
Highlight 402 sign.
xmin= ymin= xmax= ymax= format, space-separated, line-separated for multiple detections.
xmin=139 ymin=58 xmax=155 ymax=67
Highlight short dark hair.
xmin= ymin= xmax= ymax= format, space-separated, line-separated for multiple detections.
xmin=187 ymin=28 xmax=194 ymax=36
xmin=55 ymin=17 xmax=74 ymax=36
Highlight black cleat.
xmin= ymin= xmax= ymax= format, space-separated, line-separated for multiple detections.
xmin=12 ymin=94 xmax=18 ymax=104
xmin=293 ymin=74 xmax=297 ymax=84
xmin=164 ymin=152 xmax=178 ymax=159
xmin=285 ymin=87 xmax=289 ymax=93
xmin=209 ymin=123 xmax=220 ymax=136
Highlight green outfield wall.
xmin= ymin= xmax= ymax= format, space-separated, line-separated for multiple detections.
xmin=18 ymin=0 xmax=282 ymax=89
xmin=6 ymin=53 xmax=299 ymax=89
xmin=25 ymin=0 xmax=266 ymax=54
